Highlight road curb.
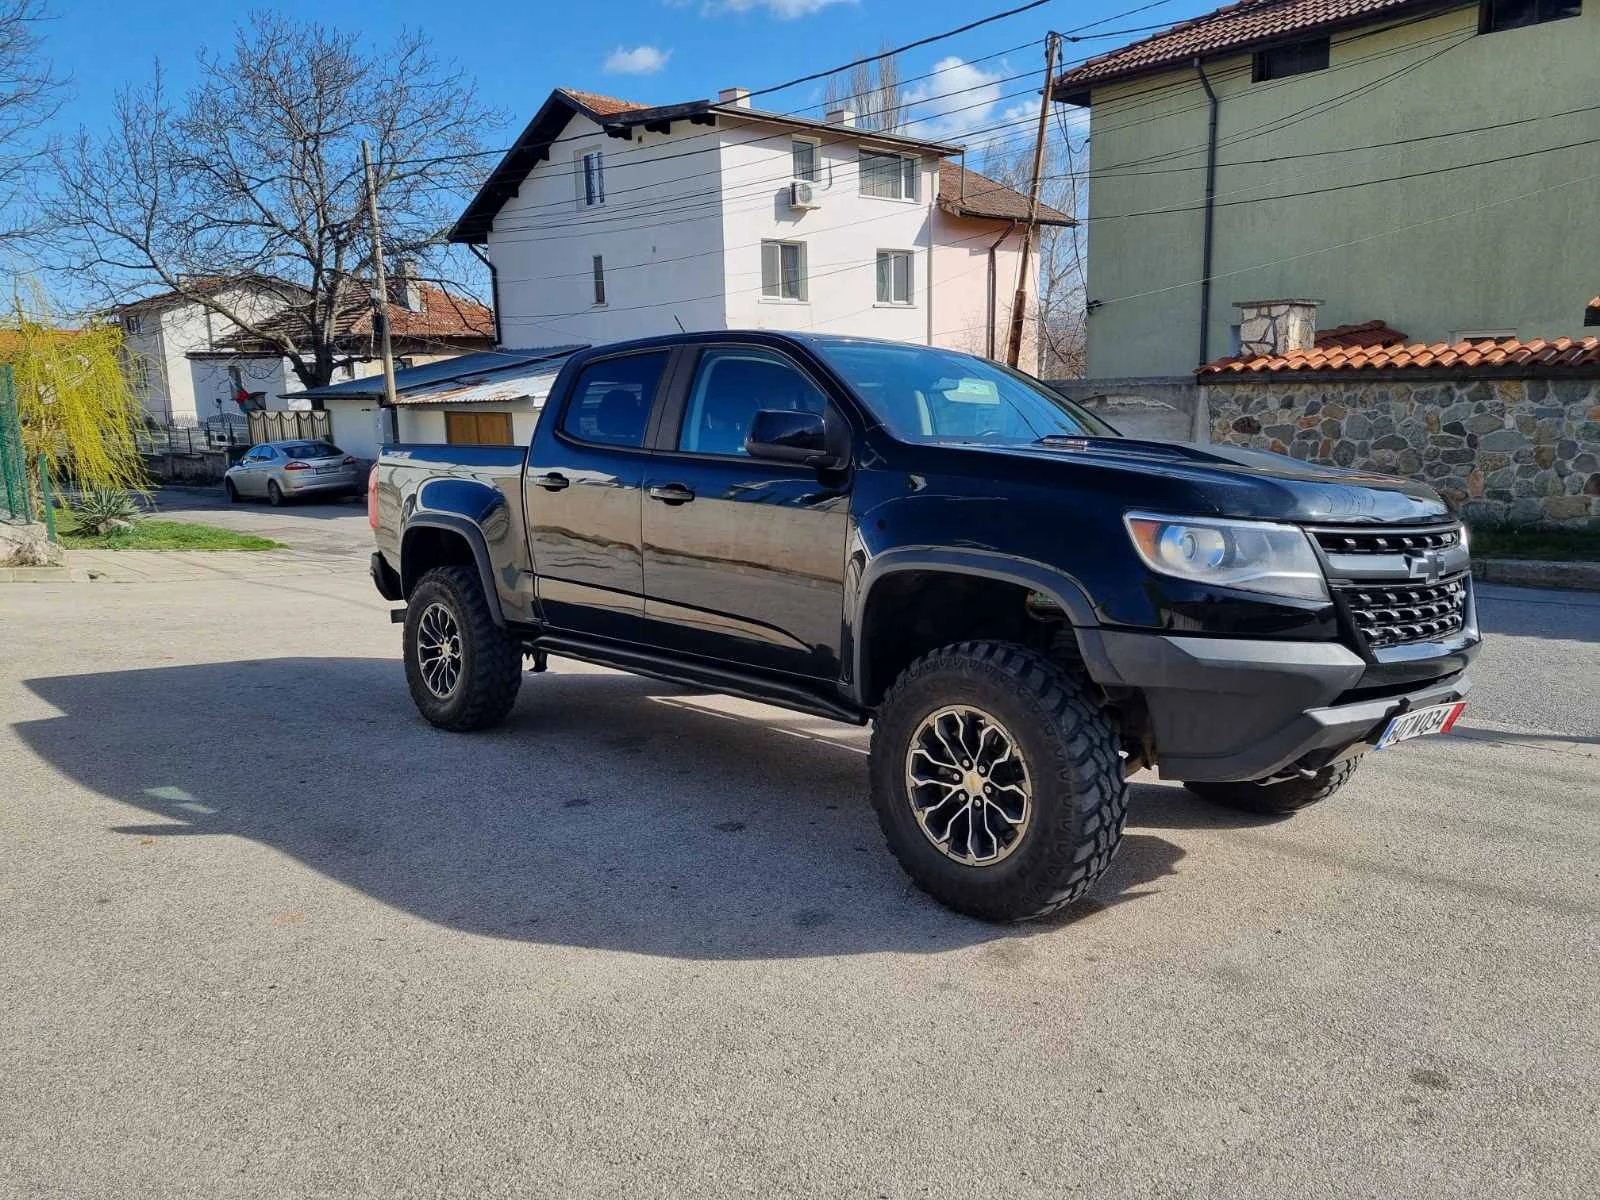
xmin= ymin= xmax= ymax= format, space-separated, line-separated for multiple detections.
xmin=1473 ymin=557 xmax=1600 ymax=592
xmin=0 ymin=565 xmax=85 ymax=583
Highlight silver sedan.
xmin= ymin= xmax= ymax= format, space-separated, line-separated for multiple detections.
xmin=224 ymin=440 xmax=366 ymax=506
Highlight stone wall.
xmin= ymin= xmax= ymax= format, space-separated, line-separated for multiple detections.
xmin=1202 ymin=375 xmax=1600 ymax=528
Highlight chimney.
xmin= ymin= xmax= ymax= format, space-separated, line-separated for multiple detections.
xmin=718 ymin=87 xmax=752 ymax=108
xmin=825 ymin=108 xmax=857 ymax=128
xmin=389 ymin=259 xmax=422 ymax=312
xmin=1235 ymin=299 xmax=1319 ymax=357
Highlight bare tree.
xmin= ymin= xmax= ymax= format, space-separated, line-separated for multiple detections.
xmin=822 ymin=43 xmax=903 ymax=133
xmin=981 ymin=124 xmax=1089 ymax=378
xmin=50 ymin=14 xmax=500 ymax=389
xmin=0 ymin=0 xmax=66 ymax=249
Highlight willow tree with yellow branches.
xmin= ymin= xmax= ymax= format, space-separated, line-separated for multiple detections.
xmin=2 ymin=286 xmax=148 ymax=516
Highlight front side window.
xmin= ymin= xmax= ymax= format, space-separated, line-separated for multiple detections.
xmin=792 ymin=138 xmax=819 ymax=183
xmin=560 ymin=351 xmax=667 ymax=449
xmin=812 ymin=341 xmax=1116 ymax=445
xmin=760 ymin=240 xmax=806 ymax=301
xmin=580 ymin=150 xmax=605 ymax=207
xmin=678 ymin=348 xmax=828 ymax=457
xmin=859 ymin=149 xmax=919 ymax=200
xmin=1253 ymin=37 xmax=1330 ymax=81
xmin=1480 ymin=0 xmax=1580 ymax=30
xmin=876 ymin=251 xmax=914 ymax=306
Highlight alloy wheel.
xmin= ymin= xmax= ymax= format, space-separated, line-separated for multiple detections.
xmin=903 ymin=705 xmax=1032 ymax=866
xmin=416 ymin=601 xmax=464 ymax=699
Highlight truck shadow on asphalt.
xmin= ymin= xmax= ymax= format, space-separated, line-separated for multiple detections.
xmin=19 ymin=658 xmax=1191 ymax=959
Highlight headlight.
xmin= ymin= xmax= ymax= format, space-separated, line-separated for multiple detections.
xmin=1123 ymin=512 xmax=1328 ymax=601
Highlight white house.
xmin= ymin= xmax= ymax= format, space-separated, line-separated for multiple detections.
xmin=449 ymin=87 xmax=1071 ymax=374
xmin=111 ymin=275 xmax=306 ymax=427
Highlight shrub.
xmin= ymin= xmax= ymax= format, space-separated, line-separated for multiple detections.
xmin=73 ymin=488 xmax=139 ymax=535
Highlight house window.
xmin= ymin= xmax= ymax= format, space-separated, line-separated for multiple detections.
xmin=1481 ymin=0 xmax=1580 ymax=29
xmin=592 ymin=255 xmax=606 ymax=306
xmin=875 ymin=251 xmax=914 ymax=306
xmin=792 ymin=137 xmax=819 ymax=183
xmin=123 ymin=313 xmax=143 ymax=335
xmin=1252 ymin=37 xmax=1331 ymax=81
xmin=760 ymin=240 xmax=807 ymax=301
xmin=579 ymin=150 xmax=605 ymax=207
xmin=859 ymin=149 xmax=919 ymax=200
xmin=131 ymin=357 xmax=150 ymax=389
xmin=1452 ymin=328 xmax=1517 ymax=342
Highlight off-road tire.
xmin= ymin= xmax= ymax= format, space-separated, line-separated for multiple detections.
xmin=403 ymin=565 xmax=521 ymax=732
xmin=224 ymin=478 xmax=240 ymax=503
xmin=267 ymin=480 xmax=286 ymax=506
xmin=1185 ymin=758 xmax=1360 ymax=815
xmin=869 ymin=641 xmax=1127 ymax=922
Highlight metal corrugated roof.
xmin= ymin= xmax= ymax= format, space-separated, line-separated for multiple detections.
xmin=284 ymin=346 xmax=585 ymax=401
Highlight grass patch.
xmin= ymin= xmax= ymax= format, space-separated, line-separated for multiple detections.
xmin=57 ymin=510 xmax=285 ymax=551
xmin=1469 ymin=525 xmax=1600 ymax=563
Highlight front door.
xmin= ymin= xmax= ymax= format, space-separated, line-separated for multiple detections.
xmin=524 ymin=349 xmax=670 ymax=643
xmin=641 ymin=345 xmax=850 ymax=679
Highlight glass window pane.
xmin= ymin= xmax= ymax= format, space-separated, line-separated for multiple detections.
xmin=761 ymin=242 xmax=780 ymax=296
xmin=781 ymin=243 xmax=803 ymax=300
xmin=561 ymin=351 xmax=667 ymax=448
xmin=792 ymin=139 xmax=816 ymax=182
xmin=894 ymin=253 xmax=911 ymax=303
xmin=901 ymin=157 xmax=917 ymax=200
xmin=592 ymin=255 xmax=605 ymax=306
xmin=679 ymin=348 xmax=829 ymax=456
xmin=875 ymin=253 xmax=890 ymax=303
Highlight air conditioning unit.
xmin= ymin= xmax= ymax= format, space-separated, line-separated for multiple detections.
xmin=788 ymin=180 xmax=821 ymax=210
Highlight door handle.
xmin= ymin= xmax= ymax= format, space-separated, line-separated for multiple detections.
xmin=532 ymin=471 xmax=570 ymax=492
xmin=648 ymin=483 xmax=695 ymax=505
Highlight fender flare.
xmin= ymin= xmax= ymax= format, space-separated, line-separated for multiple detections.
xmin=848 ymin=547 xmax=1100 ymax=704
xmin=400 ymin=513 xmax=506 ymax=627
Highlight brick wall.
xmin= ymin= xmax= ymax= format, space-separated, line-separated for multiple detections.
xmin=1202 ymin=376 xmax=1600 ymax=528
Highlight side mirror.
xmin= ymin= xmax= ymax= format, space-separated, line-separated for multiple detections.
xmin=745 ymin=409 xmax=844 ymax=469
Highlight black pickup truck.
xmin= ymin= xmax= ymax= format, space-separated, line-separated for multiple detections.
xmin=369 ymin=331 xmax=1478 ymax=921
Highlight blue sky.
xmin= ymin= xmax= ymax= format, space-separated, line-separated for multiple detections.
xmin=44 ymin=0 xmax=1208 ymax=155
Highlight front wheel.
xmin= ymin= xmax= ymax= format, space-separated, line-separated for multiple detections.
xmin=402 ymin=565 xmax=522 ymax=731
xmin=869 ymin=641 xmax=1127 ymax=922
xmin=224 ymin=478 xmax=240 ymax=503
xmin=1185 ymin=758 xmax=1360 ymax=815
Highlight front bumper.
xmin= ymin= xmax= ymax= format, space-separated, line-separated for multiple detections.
xmin=1078 ymin=629 xmax=1476 ymax=783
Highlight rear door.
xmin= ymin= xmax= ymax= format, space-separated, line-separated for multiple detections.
xmin=639 ymin=343 xmax=851 ymax=679
xmin=523 ymin=348 xmax=673 ymax=642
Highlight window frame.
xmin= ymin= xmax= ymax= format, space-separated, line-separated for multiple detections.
xmin=553 ymin=347 xmax=674 ymax=453
xmin=1479 ymin=0 xmax=1582 ymax=31
xmin=759 ymin=239 xmax=808 ymax=303
xmin=791 ymin=136 xmax=820 ymax=184
xmin=577 ymin=149 xmax=605 ymax=208
xmin=875 ymin=250 xmax=915 ymax=307
xmin=1251 ymin=36 xmax=1331 ymax=82
xmin=659 ymin=343 xmax=838 ymax=462
xmin=592 ymin=254 xmax=606 ymax=307
xmin=858 ymin=148 xmax=921 ymax=202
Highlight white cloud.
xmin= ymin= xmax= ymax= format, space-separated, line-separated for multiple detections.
xmin=900 ymin=57 xmax=1014 ymax=145
xmin=604 ymin=45 xmax=672 ymax=75
xmin=703 ymin=0 xmax=856 ymax=19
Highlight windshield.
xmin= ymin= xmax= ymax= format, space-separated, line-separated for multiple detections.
xmin=282 ymin=442 xmax=343 ymax=459
xmin=812 ymin=342 xmax=1117 ymax=444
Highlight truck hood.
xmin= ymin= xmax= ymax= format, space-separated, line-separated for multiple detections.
xmin=950 ymin=436 xmax=1452 ymax=525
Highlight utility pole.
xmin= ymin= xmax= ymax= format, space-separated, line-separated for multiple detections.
xmin=1005 ymin=32 xmax=1058 ymax=369
xmin=362 ymin=140 xmax=400 ymax=441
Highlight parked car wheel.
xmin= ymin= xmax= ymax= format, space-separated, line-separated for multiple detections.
xmin=869 ymin=640 xmax=1127 ymax=922
xmin=267 ymin=480 xmax=286 ymax=506
xmin=1185 ymin=759 xmax=1360 ymax=815
xmin=224 ymin=478 xmax=240 ymax=503
xmin=402 ymin=565 xmax=522 ymax=732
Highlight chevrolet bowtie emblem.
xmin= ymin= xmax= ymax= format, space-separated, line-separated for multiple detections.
xmin=1405 ymin=548 xmax=1448 ymax=584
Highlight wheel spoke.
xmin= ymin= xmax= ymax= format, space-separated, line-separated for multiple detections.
xmin=903 ymin=704 xmax=1032 ymax=868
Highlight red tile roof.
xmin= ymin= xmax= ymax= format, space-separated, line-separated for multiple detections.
xmin=219 ymin=283 xmax=494 ymax=353
xmin=1198 ymin=335 xmax=1600 ymax=377
xmin=1313 ymin=319 xmax=1408 ymax=349
xmin=556 ymin=87 xmax=653 ymax=118
xmin=936 ymin=162 xmax=1075 ymax=226
xmin=1055 ymin=0 xmax=1428 ymax=101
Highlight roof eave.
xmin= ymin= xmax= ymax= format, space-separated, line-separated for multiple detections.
xmin=935 ymin=198 xmax=1076 ymax=226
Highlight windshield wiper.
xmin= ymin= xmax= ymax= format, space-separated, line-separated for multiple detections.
xmin=1034 ymin=433 xmax=1093 ymax=447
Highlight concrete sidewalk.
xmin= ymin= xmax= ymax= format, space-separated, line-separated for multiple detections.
xmin=68 ymin=548 xmax=356 ymax=582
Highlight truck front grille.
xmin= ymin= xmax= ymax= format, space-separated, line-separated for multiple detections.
xmin=1335 ymin=574 xmax=1469 ymax=647
xmin=1312 ymin=526 xmax=1460 ymax=555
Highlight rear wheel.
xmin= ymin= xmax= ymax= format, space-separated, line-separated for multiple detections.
xmin=1185 ymin=759 xmax=1360 ymax=815
xmin=267 ymin=480 xmax=286 ymax=506
xmin=224 ymin=478 xmax=240 ymax=503
xmin=869 ymin=641 xmax=1127 ymax=922
xmin=402 ymin=565 xmax=522 ymax=732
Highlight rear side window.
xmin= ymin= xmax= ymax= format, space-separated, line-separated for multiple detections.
xmin=561 ymin=352 xmax=668 ymax=448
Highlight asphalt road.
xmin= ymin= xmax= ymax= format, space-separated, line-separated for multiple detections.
xmin=2 ymin=526 xmax=1596 ymax=1198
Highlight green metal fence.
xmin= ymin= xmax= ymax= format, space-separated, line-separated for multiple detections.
xmin=0 ymin=364 xmax=32 ymax=524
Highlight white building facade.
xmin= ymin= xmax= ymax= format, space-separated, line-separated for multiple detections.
xmin=455 ymin=88 xmax=1065 ymax=373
